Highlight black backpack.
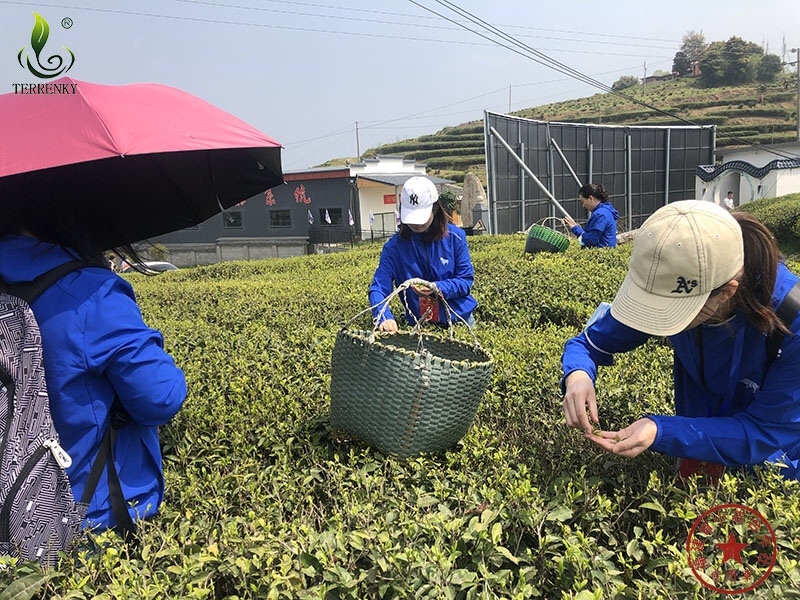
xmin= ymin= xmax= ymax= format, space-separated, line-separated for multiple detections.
xmin=0 ymin=261 xmax=134 ymax=566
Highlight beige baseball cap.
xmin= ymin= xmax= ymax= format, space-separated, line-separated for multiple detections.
xmin=610 ymin=200 xmax=744 ymax=336
xmin=400 ymin=176 xmax=438 ymax=225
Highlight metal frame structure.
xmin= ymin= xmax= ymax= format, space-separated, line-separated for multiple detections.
xmin=483 ymin=111 xmax=716 ymax=234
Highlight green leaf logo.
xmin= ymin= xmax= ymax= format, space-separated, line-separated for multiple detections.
xmin=17 ymin=12 xmax=76 ymax=79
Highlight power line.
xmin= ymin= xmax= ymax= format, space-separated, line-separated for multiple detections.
xmin=168 ymin=0 xmax=676 ymax=50
xmin=0 ymin=0 xmax=673 ymax=57
xmin=285 ymin=62 xmax=674 ymax=149
xmin=411 ymin=0 xmax=799 ymax=160
xmin=167 ymin=0 xmax=681 ymax=44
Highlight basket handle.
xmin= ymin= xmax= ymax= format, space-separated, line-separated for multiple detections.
xmin=343 ymin=278 xmax=481 ymax=346
xmin=524 ymin=215 xmax=571 ymax=236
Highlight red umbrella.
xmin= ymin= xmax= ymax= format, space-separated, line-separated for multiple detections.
xmin=0 ymin=77 xmax=283 ymax=248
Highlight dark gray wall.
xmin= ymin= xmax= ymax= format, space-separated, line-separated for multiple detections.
xmin=153 ymin=176 xmax=357 ymax=244
xmin=484 ymin=112 xmax=715 ymax=234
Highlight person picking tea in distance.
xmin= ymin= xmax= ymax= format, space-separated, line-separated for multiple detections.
xmin=563 ymin=183 xmax=619 ymax=248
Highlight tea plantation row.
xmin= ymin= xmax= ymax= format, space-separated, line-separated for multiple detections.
xmin=2 ymin=206 xmax=800 ymax=598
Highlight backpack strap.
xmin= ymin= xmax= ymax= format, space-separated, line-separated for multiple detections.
xmin=81 ymin=407 xmax=136 ymax=540
xmin=766 ymin=281 xmax=800 ymax=365
xmin=0 ymin=260 xmax=88 ymax=304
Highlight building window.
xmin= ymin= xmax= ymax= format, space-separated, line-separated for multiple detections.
xmin=269 ymin=209 xmax=292 ymax=228
xmin=223 ymin=211 xmax=243 ymax=229
xmin=319 ymin=207 xmax=343 ymax=225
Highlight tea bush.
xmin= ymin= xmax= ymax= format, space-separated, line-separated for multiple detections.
xmin=738 ymin=194 xmax=800 ymax=256
xmin=3 ymin=220 xmax=800 ymax=599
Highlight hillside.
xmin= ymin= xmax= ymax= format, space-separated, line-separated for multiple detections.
xmin=328 ymin=77 xmax=798 ymax=185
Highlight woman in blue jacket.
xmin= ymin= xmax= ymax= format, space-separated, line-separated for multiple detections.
xmin=369 ymin=176 xmax=477 ymax=332
xmin=562 ymin=201 xmax=800 ymax=480
xmin=563 ymin=183 xmax=619 ymax=248
xmin=0 ymin=207 xmax=186 ymax=531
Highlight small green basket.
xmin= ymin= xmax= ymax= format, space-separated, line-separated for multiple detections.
xmin=329 ymin=279 xmax=493 ymax=458
xmin=525 ymin=223 xmax=570 ymax=254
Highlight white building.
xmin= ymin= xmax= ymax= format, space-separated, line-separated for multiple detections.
xmin=695 ymin=142 xmax=800 ymax=208
xmin=349 ymin=155 xmax=452 ymax=234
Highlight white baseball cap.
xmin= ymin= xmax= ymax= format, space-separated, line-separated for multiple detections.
xmin=610 ymin=200 xmax=744 ymax=336
xmin=400 ymin=177 xmax=438 ymax=225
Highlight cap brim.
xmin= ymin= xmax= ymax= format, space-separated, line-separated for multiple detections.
xmin=401 ymin=205 xmax=432 ymax=225
xmin=610 ymin=272 xmax=710 ymax=336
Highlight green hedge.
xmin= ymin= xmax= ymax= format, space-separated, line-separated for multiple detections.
xmin=365 ymin=140 xmax=484 ymax=155
xmin=3 ymin=204 xmax=800 ymax=599
xmin=718 ymin=123 xmax=797 ymax=135
xmin=718 ymin=131 xmax=799 ymax=147
xmin=706 ymin=108 xmax=792 ymax=119
xmin=423 ymin=154 xmax=486 ymax=170
xmin=738 ymin=194 xmax=800 ymax=256
xmin=404 ymin=147 xmax=489 ymax=162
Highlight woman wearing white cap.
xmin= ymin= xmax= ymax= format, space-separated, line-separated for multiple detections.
xmin=561 ymin=200 xmax=800 ymax=480
xmin=368 ymin=176 xmax=477 ymax=331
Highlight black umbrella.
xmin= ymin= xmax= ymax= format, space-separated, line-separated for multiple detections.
xmin=0 ymin=77 xmax=283 ymax=249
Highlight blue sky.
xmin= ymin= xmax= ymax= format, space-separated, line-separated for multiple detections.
xmin=2 ymin=0 xmax=797 ymax=171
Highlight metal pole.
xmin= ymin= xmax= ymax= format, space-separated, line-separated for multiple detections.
xmin=711 ymin=125 xmax=717 ymax=165
xmin=664 ymin=129 xmax=671 ymax=206
xmin=546 ymin=123 xmax=555 ymax=223
xmin=520 ymin=140 xmax=526 ymax=232
xmin=485 ymin=111 xmax=499 ymax=235
xmin=550 ymin=138 xmax=583 ymax=187
xmin=794 ymin=48 xmax=800 ymax=141
xmin=355 ymin=121 xmax=361 ymax=162
xmin=489 ymin=126 xmax=572 ymax=219
xmin=626 ymin=135 xmax=633 ymax=231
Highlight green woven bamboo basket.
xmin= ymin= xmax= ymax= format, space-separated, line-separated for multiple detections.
xmin=329 ymin=279 xmax=493 ymax=458
xmin=525 ymin=223 xmax=570 ymax=254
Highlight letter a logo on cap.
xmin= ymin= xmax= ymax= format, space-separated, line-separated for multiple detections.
xmin=671 ymin=276 xmax=698 ymax=294
xmin=408 ymin=193 xmax=419 ymax=206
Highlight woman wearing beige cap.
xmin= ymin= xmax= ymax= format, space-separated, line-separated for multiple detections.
xmin=561 ymin=200 xmax=800 ymax=480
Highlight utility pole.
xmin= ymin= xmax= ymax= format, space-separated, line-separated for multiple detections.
xmin=355 ymin=121 xmax=361 ymax=162
xmin=643 ymin=61 xmax=647 ymax=92
xmin=508 ymin=85 xmax=512 ymax=113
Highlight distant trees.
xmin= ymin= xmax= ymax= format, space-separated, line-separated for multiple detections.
xmin=612 ymin=75 xmax=640 ymax=91
xmin=672 ymin=51 xmax=690 ymax=76
xmin=671 ymin=30 xmax=784 ymax=86
xmin=722 ymin=37 xmax=763 ymax=84
xmin=679 ymin=31 xmax=707 ymax=68
xmin=699 ymin=41 xmax=727 ymax=86
xmin=757 ymin=54 xmax=784 ymax=82
xmin=672 ymin=31 xmax=707 ymax=76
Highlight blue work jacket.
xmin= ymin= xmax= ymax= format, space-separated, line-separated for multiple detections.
xmin=0 ymin=235 xmax=187 ymax=529
xmin=562 ymin=262 xmax=800 ymax=478
xmin=368 ymin=224 xmax=477 ymax=326
xmin=569 ymin=201 xmax=620 ymax=248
